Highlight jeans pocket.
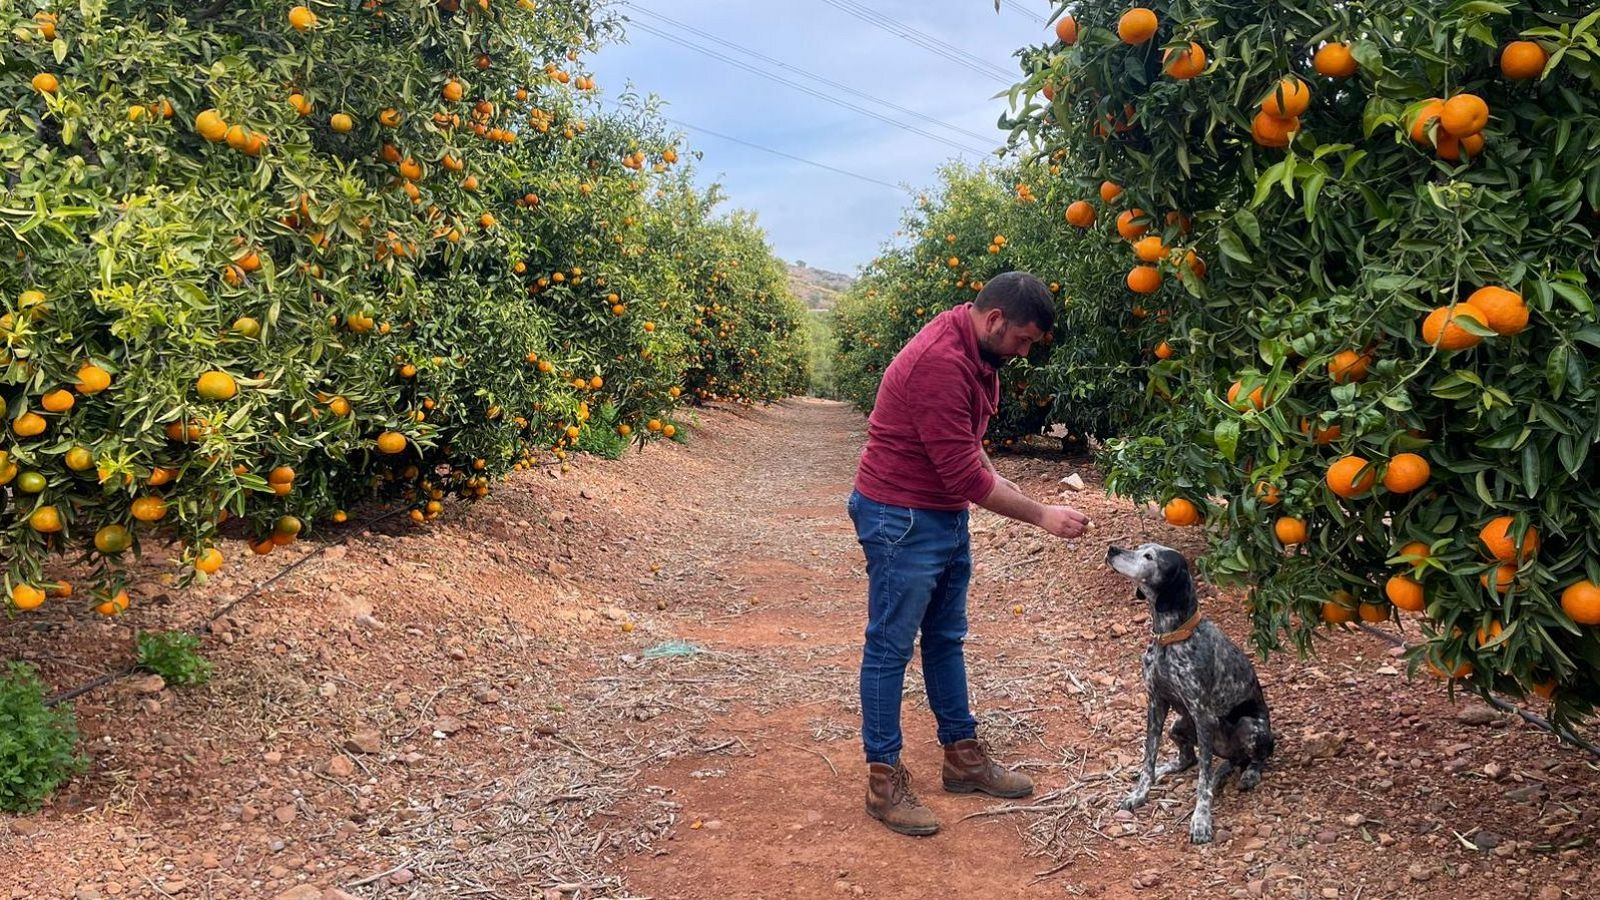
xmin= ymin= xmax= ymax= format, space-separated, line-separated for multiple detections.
xmin=878 ymin=504 xmax=916 ymax=546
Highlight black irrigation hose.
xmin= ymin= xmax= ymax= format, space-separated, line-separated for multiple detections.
xmin=43 ymin=507 xmax=411 ymax=708
xmin=1355 ymin=622 xmax=1600 ymax=761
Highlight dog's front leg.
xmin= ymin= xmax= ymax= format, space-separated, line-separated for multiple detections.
xmin=1120 ymin=695 xmax=1167 ymax=811
xmin=1189 ymin=713 xmax=1218 ymax=844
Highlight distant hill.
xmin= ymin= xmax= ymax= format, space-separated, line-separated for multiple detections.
xmin=787 ymin=262 xmax=854 ymax=311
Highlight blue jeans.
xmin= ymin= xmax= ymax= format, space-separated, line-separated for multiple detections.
xmin=849 ymin=489 xmax=978 ymax=765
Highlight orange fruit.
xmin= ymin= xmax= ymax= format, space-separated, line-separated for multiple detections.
xmin=1326 ymin=456 xmax=1375 ymax=498
xmin=1126 ymin=266 xmax=1161 ymax=294
xmin=11 ymin=584 xmax=47 ymax=610
xmin=29 ymin=505 xmax=63 ymax=533
xmin=1118 ymin=8 xmax=1158 ymax=45
xmin=1421 ymin=303 xmax=1488 ymax=350
xmin=1560 ymin=580 xmax=1600 ymax=625
xmin=1154 ymin=340 xmax=1175 ymax=360
xmin=1260 ymin=78 xmax=1310 ymax=118
xmin=1227 ymin=381 xmax=1267 ymax=411
xmin=1100 ymin=181 xmax=1123 ymax=204
xmin=1426 ymin=654 xmax=1472 ymax=680
xmin=95 ymin=590 xmax=130 ymax=616
xmin=13 ymin=411 xmax=47 ymax=438
xmin=1395 ymin=541 xmax=1431 ymax=571
xmin=1478 ymin=516 xmax=1539 ymax=562
xmin=1475 ymin=620 xmax=1505 ymax=647
xmin=377 ymin=431 xmax=408 ymax=454
xmin=288 ymin=5 xmax=317 ymax=30
xmin=76 ymin=364 xmax=112 ymax=394
xmin=41 ymin=389 xmax=75 ymax=412
xmin=94 ymin=524 xmax=131 ymax=554
xmin=148 ymin=467 xmax=177 ymax=486
xmin=196 ymin=109 xmax=228 ymax=142
xmin=1054 ymin=15 xmax=1078 ymax=45
xmin=1274 ymin=516 xmax=1307 ymax=545
xmin=1065 ymin=200 xmax=1095 ymax=228
xmin=131 ymin=495 xmax=168 ymax=522
xmin=1133 ymin=235 xmax=1166 ymax=262
xmin=1314 ymin=42 xmax=1359 ymax=78
xmin=1531 ymin=679 xmax=1556 ymax=700
xmin=1440 ymin=94 xmax=1489 ymax=137
xmin=1480 ymin=564 xmax=1517 ymax=595
xmin=65 ymin=447 xmax=94 ymax=471
xmin=443 ymin=79 xmax=465 ymax=102
xmin=330 ymin=112 xmax=354 ymax=133
xmin=1385 ymin=575 xmax=1425 ymax=612
xmin=1116 ymin=209 xmax=1148 ymax=241
xmin=1500 ymin=41 xmax=1548 ymax=80
xmin=1321 ymin=592 xmax=1357 ymax=625
xmin=1328 ymin=350 xmax=1370 ymax=383
xmin=1382 ymin=453 xmax=1430 ymax=494
xmin=1163 ymin=42 xmax=1207 ymax=79
xmin=1465 ymin=286 xmax=1528 ymax=336
xmin=1409 ymin=98 xmax=1446 ymax=144
xmin=379 ymin=108 xmax=401 ymax=127
xmin=196 ymin=547 xmax=225 ymax=575
xmin=1254 ymin=481 xmax=1281 ymax=505
xmin=1251 ymin=111 xmax=1299 ymax=148
xmin=1163 ymin=497 xmax=1201 ymax=527
xmin=31 ymin=73 xmax=59 ymax=95
xmin=1357 ymin=602 xmax=1390 ymax=624
xmin=196 ymin=370 xmax=237 ymax=401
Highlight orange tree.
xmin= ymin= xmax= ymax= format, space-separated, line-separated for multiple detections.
xmin=832 ymin=160 xmax=1150 ymax=449
xmin=1 ymin=1 xmax=805 ymax=616
xmin=994 ymin=0 xmax=1600 ymax=721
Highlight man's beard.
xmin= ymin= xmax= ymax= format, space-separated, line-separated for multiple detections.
xmin=976 ymin=334 xmax=1005 ymax=368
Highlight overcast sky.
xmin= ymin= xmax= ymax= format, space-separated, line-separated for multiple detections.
xmin=588 ymin=0 xmax=1051 ymax=275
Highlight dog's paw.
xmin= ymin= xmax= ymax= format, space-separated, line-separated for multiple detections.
xmin=1189 ymin=817 xmax=1214 ymax=845
xmin=1118 ymin=791 xmax=1146 ymax=812
xmin=1238 ymin=767 xmax=1262 ymax=792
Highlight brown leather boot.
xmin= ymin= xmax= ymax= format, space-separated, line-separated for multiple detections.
xmin=865 ymin=762 xmax=940 ymax=836
xmin=942 ymin=739 xmax=1034 ymax=798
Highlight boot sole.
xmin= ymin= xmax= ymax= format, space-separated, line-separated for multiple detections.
xmin=942 ymin=779 xmax=1034 ymax=799
xmin=865 ymin=803 xmax=939 ymax=836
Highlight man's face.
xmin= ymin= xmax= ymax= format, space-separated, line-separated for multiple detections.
xmin=976 ymin=310 xmax=1046 ymax=365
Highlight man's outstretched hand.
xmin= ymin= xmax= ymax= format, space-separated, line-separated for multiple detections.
xmin=1037 ymin=504 xmax=1092 ymax=539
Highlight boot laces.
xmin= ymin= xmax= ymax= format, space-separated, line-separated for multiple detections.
xmin=893 ymin=764 xmax=922 ymax=806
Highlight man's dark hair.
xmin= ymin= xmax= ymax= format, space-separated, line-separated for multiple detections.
xmin=974 ymin=271 xmax=1056 ymax=332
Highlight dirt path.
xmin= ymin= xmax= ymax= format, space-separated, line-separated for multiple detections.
xmin=3 ymin=399 xmax=1597 ymax=900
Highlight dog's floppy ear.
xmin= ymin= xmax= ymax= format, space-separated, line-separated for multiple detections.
xmin=1151 ymin=556 xmax=1195 ymax=614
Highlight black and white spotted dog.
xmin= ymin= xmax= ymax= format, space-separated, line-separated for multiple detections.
xmin=1106 ymin=543 xmax=1274 ymax=844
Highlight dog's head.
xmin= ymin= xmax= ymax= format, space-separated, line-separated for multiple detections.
xmin=1106 ymin=543 xmax=1194 ymax=612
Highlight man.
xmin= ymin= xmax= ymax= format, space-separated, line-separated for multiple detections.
xmin=848 ymin=271 xmax=1091 ymax=836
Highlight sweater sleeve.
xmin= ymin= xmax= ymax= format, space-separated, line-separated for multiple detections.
xmin=906 ymin=360 xmax=996 ymax=504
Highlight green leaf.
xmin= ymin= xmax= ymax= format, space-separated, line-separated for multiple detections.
xmin=1550 ymin=282 xmax=1593 ymax=313
xmin=1215 ymin=419 xmax=1241 ymax=462
xmin=1218 ymin=228 xmax=1252 ymax=264
xmin=1522 ymin=443 xmax=1541 ymax=498
xmin=1234 ymin=209 xmax=1261 ymax=247
xmin=1303 ymin=171 xmax=1327 ymax=222
xmin=1546 ymin=345 xmax=1569 ymax=398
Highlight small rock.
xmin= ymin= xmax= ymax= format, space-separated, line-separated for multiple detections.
xmin=1378 ymin=832 xmax=1396 ymax=847
xmin=130 ymin=674 xmax=166 ymax=695
xmin=1473 ymin=831 xmax=1503 ymax=851
xmin=1341 ymin=813 xmax=1366 ymax=828
xmin=1302 ymin=730 xmax=1347 ymax=760
xmin=344 ymin=730 xmax=382 ymax=755
xmin=264 ymin=751 xmax=283 ymax=765
xmin=328 ymin=756 xmax=355 ymax=779
xmin=602 ymin=606 xmax=626 ymax=623
xmin=323 ymin=891 xmax=363 ymax=900
xmin=1483 ymin=762 xmax=1509 ymax=782
xmin=1315 ymin=830 xmax=1339 ymax=844
xmin=318 ymin=682 xmax=338 ymax=699
xmin=1406 ymin=863 xmax=1433 ymax=883
xmin=1062 ymin=473 xmax=1087 ymax=492
xmin=704 ymin=820 xmax=724 ymax=831
xmin=1457 ymin=706 xmax=1499 ymax=726
xmin=271 ymin=888 xmax=322 ymax=900
xmin=389 ymin=869 xmax=414 ymax=886
xmin=402 ymin=752 xmax=425 ymax=766
xmin=274 ymin=805 xmax=297 ymax=824
xmin=1506 ymin=784 xmax=1545 ymax=803
xmin=474 ymin=689 xmax=501 ymax=704
xmin=431 ymin=716 xmax=464 ymax=736
xmin=1536 ymin=888 xmax=1562 ymax=900
xmin=139 ymin=698 xmax=162 ymax=715
xmin=448 ymin=647 xmax=468 ymax=661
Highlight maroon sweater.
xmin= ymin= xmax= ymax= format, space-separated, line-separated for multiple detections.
xmin=854 ymin=304 xmax=999 ymax=511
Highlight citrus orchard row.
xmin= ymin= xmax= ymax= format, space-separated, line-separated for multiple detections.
xmin=2 ymin=1 xmax=807 ymax=619
xmin=839 ymin=1 xmax=1599 ymax=723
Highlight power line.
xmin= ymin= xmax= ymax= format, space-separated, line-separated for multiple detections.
xmin=997 ymin=0 xmax=1047 ymax=26
xmin=646 ymin=111 xmax=913 ymax=195
xmin=816 ymin=0 xmax=1016 ymax=82
xmin=625 ymin=3 xmax=999 ymax=147
xmin=626 ymin=20 xmax=993 ymax=157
